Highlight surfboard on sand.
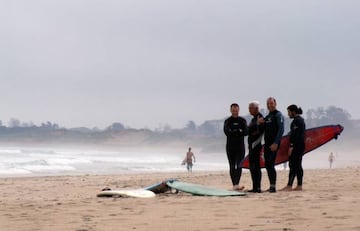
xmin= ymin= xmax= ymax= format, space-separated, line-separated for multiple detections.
xmin=97 ymin=189 xmax=156 ymax=198
xmin=97 ymin=179 xmax=177 ymax=198
xmin=144 ymin=178 xmax=177 ymax=194
xmin=166 ymin=181 xmax=246 ymax=196
xmin=241 ymin=124 xmax=344 ymax=169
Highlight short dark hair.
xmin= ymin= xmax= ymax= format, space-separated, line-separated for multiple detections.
xmin=230 ymin=103 xmax=239 ymax=108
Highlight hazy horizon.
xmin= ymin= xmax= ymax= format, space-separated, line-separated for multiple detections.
xmin=2 ymin=1 xmax=359 ymax=129
xmin=0 ymin=103 xmax=355 ymax=129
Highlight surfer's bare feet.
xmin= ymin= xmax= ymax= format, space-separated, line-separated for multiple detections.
xmin=293 ymin=185 xmax=302 ymax=191
xmin=233 ymin=185 xmax=245 ymax=191
xmin=279 ymin=186 xmax=293 ymax=191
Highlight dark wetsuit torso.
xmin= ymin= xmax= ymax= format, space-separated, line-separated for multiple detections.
xmin=264 ymin=110 xmax=284 ymax=147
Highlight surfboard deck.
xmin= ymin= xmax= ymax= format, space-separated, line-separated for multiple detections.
xmin=97 ymin=189 xmax=156 ymax=198
xmin=241 ymin=124 xmax=344 ymax=169
xmin=166 ymin=181 xmax=246 ymax=196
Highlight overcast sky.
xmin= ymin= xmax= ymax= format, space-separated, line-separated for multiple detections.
xmin=1 ymin=0 xmax=359 ymax=129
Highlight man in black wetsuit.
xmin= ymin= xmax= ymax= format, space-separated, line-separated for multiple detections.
xmin=280 ymin=104 xmax=306 ymax=191
xmin=258 ymin=97 xmax=284 ymax=193
xmin=224 ymin=103 xmax=248 ymax=191
xmin=247 ymin=101 xmax=265 ymax=193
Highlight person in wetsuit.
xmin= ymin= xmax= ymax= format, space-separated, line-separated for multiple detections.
xmin=280 ymin=104 xmax=306 ymax=191
xmin=258 ymin=97 xmax=284 ymax=193
xmin=224 ymin=103 xmax=248 ymax=191
xmin=247 ymin=101 xmax=265 ymax=193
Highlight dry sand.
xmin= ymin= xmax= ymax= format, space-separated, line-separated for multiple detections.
xmin=0 ymin=168 xmax=359 ymax=231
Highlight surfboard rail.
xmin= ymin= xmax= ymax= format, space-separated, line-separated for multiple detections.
xmin=166 ymin=181 xmax=247 ymax=196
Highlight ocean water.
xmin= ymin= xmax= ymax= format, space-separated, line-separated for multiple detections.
xmin=0 ymin=146 xmax=358 ymax=177
xmin=0 ymin=146 xmax=228 ymax=177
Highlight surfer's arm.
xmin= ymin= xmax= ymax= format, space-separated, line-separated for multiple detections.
xmin=224 ymin=118 xmax=247 ymax=137
xmin=223 ymin=119 xmax=231 ymax=136
xmin=289 ymin=127 xmax=297 ymax=147
xmin=257 ymin=117 xmax=265 ymax=135
xmin=274 ymin=112 xmax=284 ymax=145
xmin=250 ymin=117 xmax=265 ymax=136
xmin=241 ymin=119 xmax=249 ymax=136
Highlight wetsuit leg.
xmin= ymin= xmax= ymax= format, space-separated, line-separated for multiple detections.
xmin=249 ymin=150 xmax=256 ymax=189
xmin=297 ymin=156 xmax=303 ymax=186
xmin=227 ymin=150 xmax=244 ymax=186
xmin=249 ymin=145 xmax=262 ymax=191
xmin=287 ymin=153 xmax=296 ymax=186
xmin=264 ymin=146 xmax=277 ymax=190
xmin=288 ymin=148 xmax=304 ymax=186
xmin=296 ymin=151 xmax=304 ymax=186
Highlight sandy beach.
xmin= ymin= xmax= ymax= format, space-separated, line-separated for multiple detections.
xmin=0 ymin=168 xmax=359 ymax=231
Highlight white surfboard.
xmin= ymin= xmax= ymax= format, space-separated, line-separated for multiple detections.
xmin=97 ymin=189 xmax=156 ymax=198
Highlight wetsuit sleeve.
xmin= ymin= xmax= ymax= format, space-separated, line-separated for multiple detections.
xmin=256 ymin=115 xmax=265 ymax=136
xmin=274 ymin=112 xmax=284 ymax=145
xmin=241 ymin=118 xmax=248 ymax=136
xmin=223 ymin=119 xmax=231 ymax=136
xmin=259 ymin=119 xmax=265 ymax=135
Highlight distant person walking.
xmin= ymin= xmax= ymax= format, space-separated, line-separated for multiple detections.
xmin=280 ymin=104 xmax=306 ymax=191
xmin=224 ymin=103 xmax=248 ymax=191
xmin=182 ymin=147 xmax=196 ymax=172
xmin=247 ymin=101 xmax=265 ymax=193
xmin=258 ymin=97 xmax=284 ymax=193
xmin=329 ymin=152 xmax=334 ymax=168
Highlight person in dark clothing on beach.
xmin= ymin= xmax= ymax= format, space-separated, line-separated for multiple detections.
xmin=280 ymin=104 xmax=306 ymax=191
xmin=258 ymin=97 xmax=284 ymax=193
xmin=247 ymin=101 xmax=265 ymax=193
xmin=224 ymin=103 xmax=248 ymax=191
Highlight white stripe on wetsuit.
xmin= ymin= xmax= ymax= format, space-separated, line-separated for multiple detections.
xmin=251 ymin=134 xmax=263 ymax=149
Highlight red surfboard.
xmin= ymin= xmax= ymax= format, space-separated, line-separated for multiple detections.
xmin=241 ymin=124 xmax=344 ymax=169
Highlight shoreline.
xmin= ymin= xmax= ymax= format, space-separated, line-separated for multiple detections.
xmin=1 ymin=167 xmax=360 ymax=230
xmin=0 ymin=165 xmax=349 ymax=179
xmin=0 ymin=166 xmax=337 ymax=179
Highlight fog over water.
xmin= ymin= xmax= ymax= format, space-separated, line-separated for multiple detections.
xmin=1 ymin=1 xmax=360 ymax=129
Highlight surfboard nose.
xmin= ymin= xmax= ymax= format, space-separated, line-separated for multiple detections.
xmin=334 ymin=124 xmax=344 ymax=139
xmin=339 ymin=124 xmax=344 ymax=132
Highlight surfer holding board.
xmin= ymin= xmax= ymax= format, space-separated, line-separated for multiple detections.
xmin=280 ymin=104 xmax=306 ymax=191
xmin=258 ymin=97 xmax=284 ymax=193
